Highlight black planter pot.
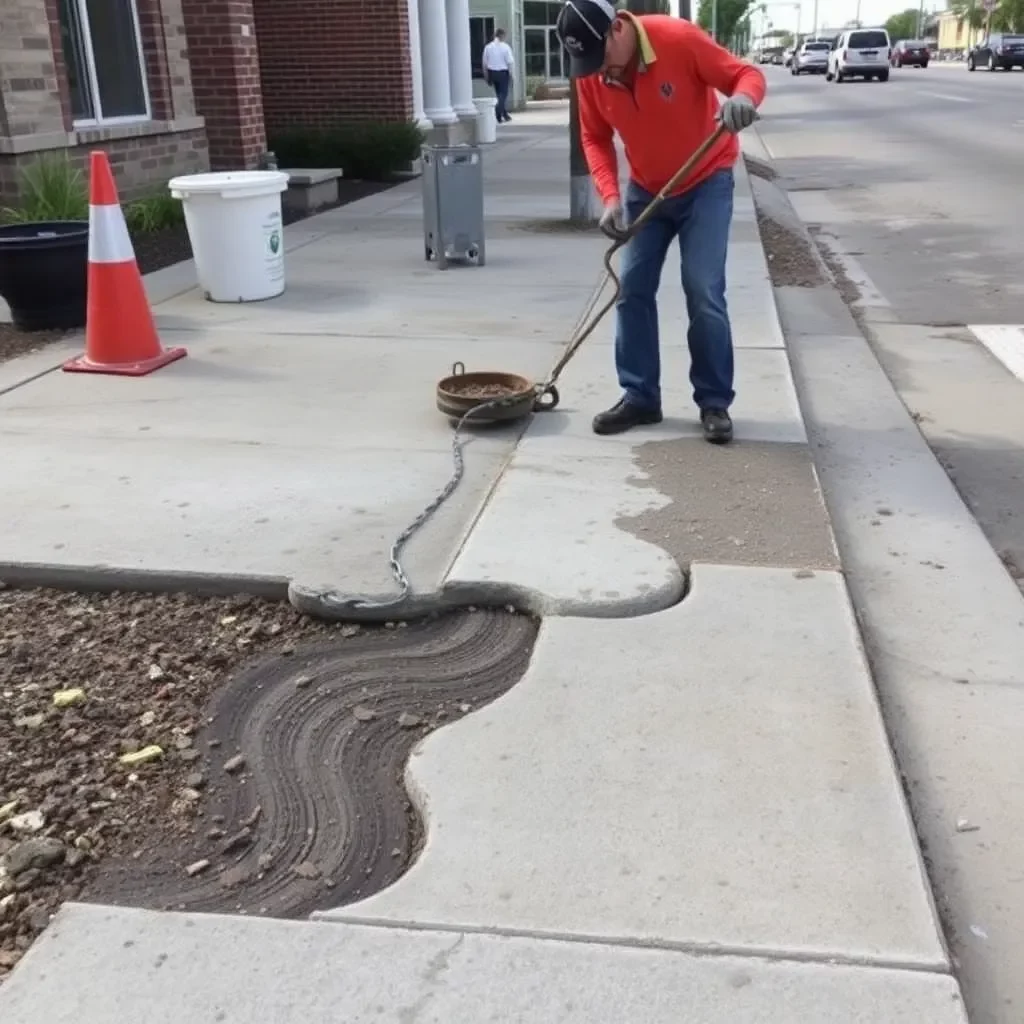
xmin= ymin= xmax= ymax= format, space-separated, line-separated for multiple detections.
xmin=0 ymin=221 xmax=89 ymax=331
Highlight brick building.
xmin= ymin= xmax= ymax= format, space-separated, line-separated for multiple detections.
xmin=0 ymin=0 xmax=478 ymax=203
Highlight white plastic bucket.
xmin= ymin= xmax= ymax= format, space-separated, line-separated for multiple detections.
xmin=473 ymin=97 xmax=498 ymax=144
xmin=168 ymin=171 xmax=290 ymax=303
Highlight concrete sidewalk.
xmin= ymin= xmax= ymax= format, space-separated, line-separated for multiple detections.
xmin=0 ymin=104 xmax=967 ymax=1021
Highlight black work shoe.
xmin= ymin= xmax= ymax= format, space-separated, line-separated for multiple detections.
xmin=700 ymin=407 xmax=734 ymax=445
xmin=592 ymin=399 xmax=663 ymax=436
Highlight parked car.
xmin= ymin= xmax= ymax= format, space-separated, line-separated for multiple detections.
xmin=966 ymin=33 xmax=1024 ymax=70
xmin=890 ymin=39 xmax=930 ymax=67
xmin=826 ymin=27 xmax=891 ymax=82
xmin=791 ymin=40 xmax=831 ymax=74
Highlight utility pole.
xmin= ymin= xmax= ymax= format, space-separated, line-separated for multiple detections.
xmin=711 ymin=0 xmax=718 ymax=39
xmin=568 ymin=81 xmax=599 ymax=225
xmin=916 ymin=0 xmax=924 ymax=37
xmin=812 ymin=0 xmax=819 ymax=37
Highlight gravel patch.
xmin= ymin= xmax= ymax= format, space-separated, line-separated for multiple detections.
xmin=0 ymin=587 xmax=532 ymax=982
xmin=755 ymin=208 xmax=826 ymax=288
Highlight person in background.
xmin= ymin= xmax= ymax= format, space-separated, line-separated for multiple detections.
xmin=483 ymin=28 xmax=515 ymax=124
xmin=556 ymin=1 xmax=766 ymax=444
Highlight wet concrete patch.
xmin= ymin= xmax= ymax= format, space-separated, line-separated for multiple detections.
xmin=84 ymin=609 xmax=538 ymax=919
xmin=618 ymin=438 xmax=839 ymax=571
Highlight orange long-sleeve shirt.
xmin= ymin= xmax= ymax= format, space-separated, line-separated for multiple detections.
xmin=577 ymin=15 xmax=767 ymax=205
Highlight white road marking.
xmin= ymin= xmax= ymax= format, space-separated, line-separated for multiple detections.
xmin=968 ymin=325 xmax=1024 ymax=383
xmin=917 ymin=91 xmax=973 ymax=103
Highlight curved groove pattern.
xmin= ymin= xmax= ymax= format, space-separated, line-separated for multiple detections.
xmin=87 ymin=609 xmax=538 ymax=918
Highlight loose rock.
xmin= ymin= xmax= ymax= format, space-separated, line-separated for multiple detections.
xmin=220 ymin=828 xmax=254 ymax=855
xmin=397 ymin=712 xmax=423 ymax=729
xmin=4 ymin=837 xmax=66 ymax=877
xmin=223 ymin=754 xmax=246 ymax=774
xmin=185 ymin=859 xmax=211 ymax=877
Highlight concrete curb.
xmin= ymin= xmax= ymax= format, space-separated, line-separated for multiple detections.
xmin=741 ymin=126 xmax=1024 ymax=1022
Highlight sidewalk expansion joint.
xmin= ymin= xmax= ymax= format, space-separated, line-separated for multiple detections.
xmin=315 ymin=914 xmax=953 ymax=977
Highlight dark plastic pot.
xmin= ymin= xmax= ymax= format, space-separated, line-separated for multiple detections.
xmin=0 ymin=221 xmax=89 ymax=331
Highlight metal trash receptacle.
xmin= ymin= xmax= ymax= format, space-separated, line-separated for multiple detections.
xmin=422 ymin=145 xmax=485 ymax=270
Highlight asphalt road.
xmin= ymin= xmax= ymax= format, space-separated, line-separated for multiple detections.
xmin=756 ymin=62 xmax=1024 ymax=325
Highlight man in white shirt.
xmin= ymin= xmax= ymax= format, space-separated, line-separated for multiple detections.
xmin=482 ymin=28 xmax=515 ymax=123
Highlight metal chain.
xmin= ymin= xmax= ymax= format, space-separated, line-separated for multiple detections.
xmin=319 ymin=268 xmax=615 ymax=614
xmin=316 ymin=128 xmax=733 ymax=613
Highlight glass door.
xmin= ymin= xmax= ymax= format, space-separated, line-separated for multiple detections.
xmin=547 ymin=27 xmax=567 ymax=79
xmin=525 ymin=27 xmax=547 ymax=77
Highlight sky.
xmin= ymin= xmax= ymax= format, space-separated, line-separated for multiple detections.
xmin=753 ymin=0 xmax=944 ymax=35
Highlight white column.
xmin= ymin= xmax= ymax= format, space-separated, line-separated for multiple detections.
xmin=444 ymin=0 xmax=477 ymax=118
xmin=407 ymin=0 xmax=432 ymax=128
xmin=419 ymin=0 xmax=457 ymax=124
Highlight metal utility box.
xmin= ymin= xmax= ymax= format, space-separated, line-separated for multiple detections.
xmin=421 ymin=145 xmax=485 ymax=270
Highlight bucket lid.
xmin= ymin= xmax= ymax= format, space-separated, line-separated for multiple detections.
xmin=168 ymin=171 xmax=289 ymax=196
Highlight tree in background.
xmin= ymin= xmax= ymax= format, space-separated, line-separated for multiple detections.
xmin=623 ymin=0 xmax=672 ymax=11
xmin=697 ymin=0 xmax=753 ymax=43
xmin=885 ymin=7 xmax=921 ymax=38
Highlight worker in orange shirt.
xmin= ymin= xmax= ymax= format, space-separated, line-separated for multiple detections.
xmin=556 ymin=1 xmax=766 ymax=444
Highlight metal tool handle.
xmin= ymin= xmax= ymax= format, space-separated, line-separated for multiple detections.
xmin=599 ymin=124 xmax=729 ymax=247
xmin=543 ymin=125 xmax=730 ymax=391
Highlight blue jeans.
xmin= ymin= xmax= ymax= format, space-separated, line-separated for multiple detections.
xmin=489 ymin=70 xmax=510 ymax=121
xmin=615 ymin=168 xmax=735 ymax=412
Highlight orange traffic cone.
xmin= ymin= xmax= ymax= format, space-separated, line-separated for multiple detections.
xmin=63 ymin=151 xmax=186 ymax=376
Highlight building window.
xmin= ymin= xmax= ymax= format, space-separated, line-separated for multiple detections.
xmin=470 ymin=15 xmax=496 ymax=79
xmin=58 ymin=0 xmax=151 ymax=125
xmin=524 ymin=1 xmax=569 ymax=81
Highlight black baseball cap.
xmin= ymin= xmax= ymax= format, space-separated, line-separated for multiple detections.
xmin=555 ymin=0 xmax=618 ymax=78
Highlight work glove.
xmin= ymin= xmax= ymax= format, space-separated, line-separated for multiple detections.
xmin=599 ymin=200 xmax=627 ymax=241
xmin=718 ymin=94 xmax=759 ymax=134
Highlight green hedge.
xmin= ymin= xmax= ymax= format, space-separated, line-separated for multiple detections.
xmin=268 ymin=122 xmax=426 ymax=181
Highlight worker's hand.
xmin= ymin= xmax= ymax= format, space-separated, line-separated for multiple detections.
xmin=599 ymin=200 xmax=627 ymax=241
xmin=718 ymin=94 xmax=759 ymax=134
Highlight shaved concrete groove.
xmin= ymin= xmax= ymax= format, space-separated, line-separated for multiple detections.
xmin=85 ymin=610 xmax=538 ymax=918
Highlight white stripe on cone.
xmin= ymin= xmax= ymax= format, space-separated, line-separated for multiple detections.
xmin=88 ymin=202 xmax=136 ymax=264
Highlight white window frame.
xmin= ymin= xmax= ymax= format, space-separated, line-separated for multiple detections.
xmin=66 ymin=0 xmax=152 ymax=128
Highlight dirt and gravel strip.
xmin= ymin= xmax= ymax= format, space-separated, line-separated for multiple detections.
xmin=0 ymin=587 xmax=536 ymax=981
xmin=755 ymin=210 xmax=825 ymax=289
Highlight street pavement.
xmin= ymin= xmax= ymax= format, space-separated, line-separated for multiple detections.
xmin=749 ymin=68 xmax=1024 ymax=1023
xmin=755 ymin=62 xmax=1024 ymax=325
xmin=0 ymin=105 xmax=968 ymax=1021
xmin=753 ymin=65 xmax=1024 ymax=586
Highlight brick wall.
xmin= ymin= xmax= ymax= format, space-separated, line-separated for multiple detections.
xmin=0 ymin=127 xmax=208 ymax=205
xmin=181 ymin=0 xmax=267 ymax=169
xmin=0 ymin=0 xmax=210 ymax=204
xmin=253 ymin=0 xmax=413 ymax=134
xmin=0 ymin=0 xmax=67 ymax=136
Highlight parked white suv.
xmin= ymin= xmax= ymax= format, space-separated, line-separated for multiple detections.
xmin=826 ymin=27 xmax=891 ymax=82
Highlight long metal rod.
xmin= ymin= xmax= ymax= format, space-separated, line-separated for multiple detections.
xmin=541 ymin=124 xmax=728 ymax=391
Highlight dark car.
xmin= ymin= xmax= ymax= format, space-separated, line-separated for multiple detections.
xmin=967 ymin=32 xmax=1024 ymax=70
xmin=890 ymin=39 xmax=930 ymax=67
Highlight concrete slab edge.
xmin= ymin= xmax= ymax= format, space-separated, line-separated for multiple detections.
xmin=310 ymin=911 xmax=950 ymax=977
xmin=287 ymin=571 xmax=687 ymax=623
xmin=740 ymin=134 xmax=956 ymax=980
xmin=0 ymin=561 xmax=289 ymax=600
